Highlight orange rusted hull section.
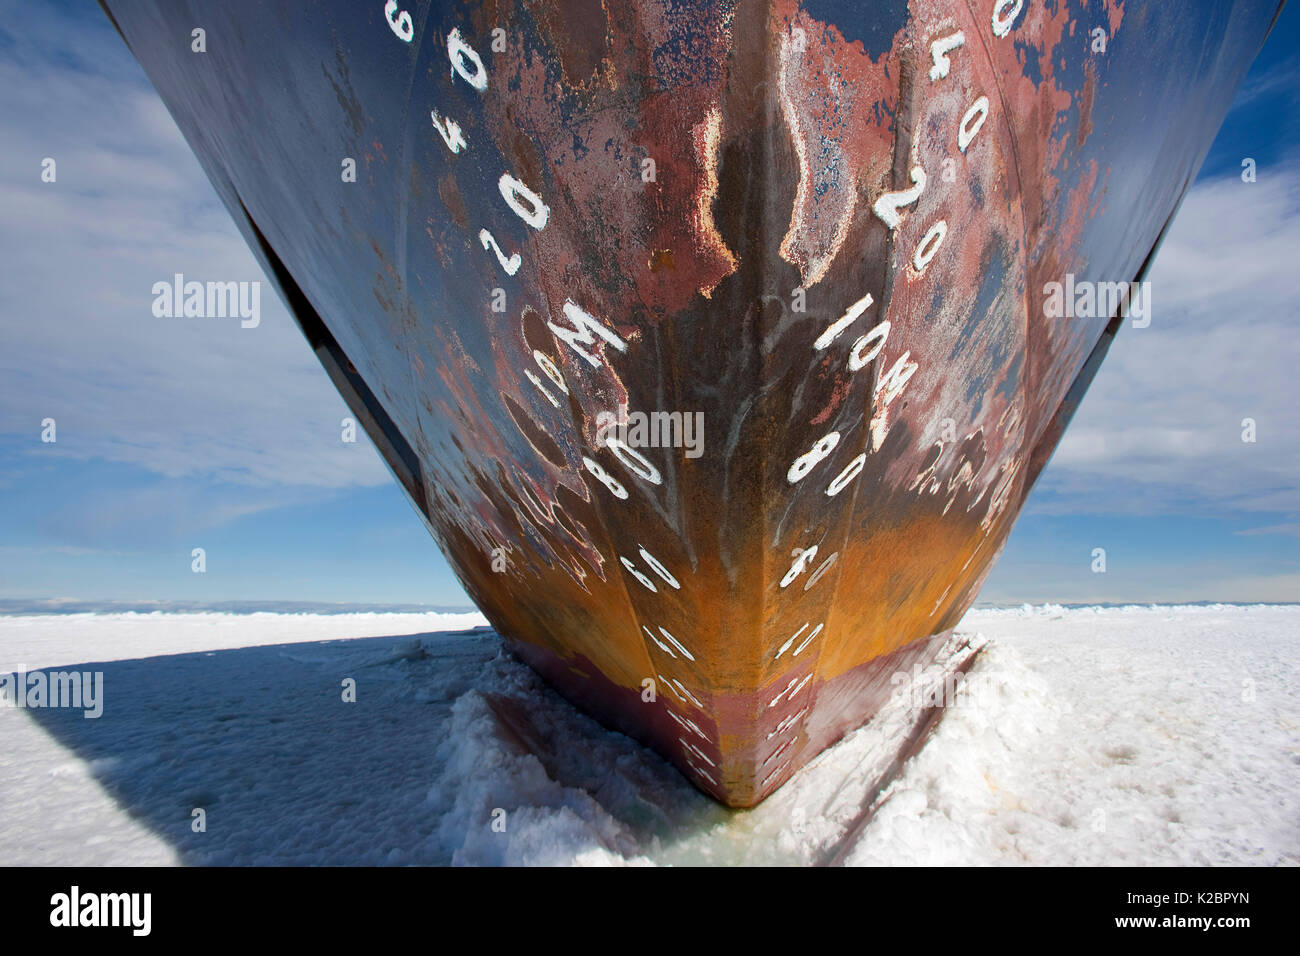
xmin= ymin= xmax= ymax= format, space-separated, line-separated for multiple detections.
xmin=104 ymin=0 xmax=1281 ymax=805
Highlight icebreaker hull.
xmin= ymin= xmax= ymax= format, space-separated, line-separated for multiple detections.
xmin=103 ymin=0 xmax=1281 ymax=805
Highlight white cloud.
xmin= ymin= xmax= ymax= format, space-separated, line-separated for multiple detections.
xmin=1031 ymin=164 xmax=1300 ymax=517
xmin=1235 ymin=522 xmax=1300 ymax=537
xmin=0 ymin=19 xmax=390 ymax=490
xmin=1229 ymin=56 xmax=1300 ymax=111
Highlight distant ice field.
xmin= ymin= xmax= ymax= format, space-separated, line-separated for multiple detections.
xmin=0 ymin=604 xmax=1295 ymax=865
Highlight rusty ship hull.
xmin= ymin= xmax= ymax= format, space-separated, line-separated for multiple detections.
xmin=103 ymin=0 xmax=1281 ymax=807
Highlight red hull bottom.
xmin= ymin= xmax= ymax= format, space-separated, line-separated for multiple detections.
xmin=509 ymin=626 xmax=976 ymax=807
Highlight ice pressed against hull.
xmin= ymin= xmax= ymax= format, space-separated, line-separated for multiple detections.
xmin=102 ymin=0 xmax=1282 ymax=805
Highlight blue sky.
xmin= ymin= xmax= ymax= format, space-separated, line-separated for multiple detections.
xmin=0 ymin=1 xmax=1296 ymax=607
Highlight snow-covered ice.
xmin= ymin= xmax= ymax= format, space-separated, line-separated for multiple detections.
xmin=0 ymin=605 xmax=1296 ymax=866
